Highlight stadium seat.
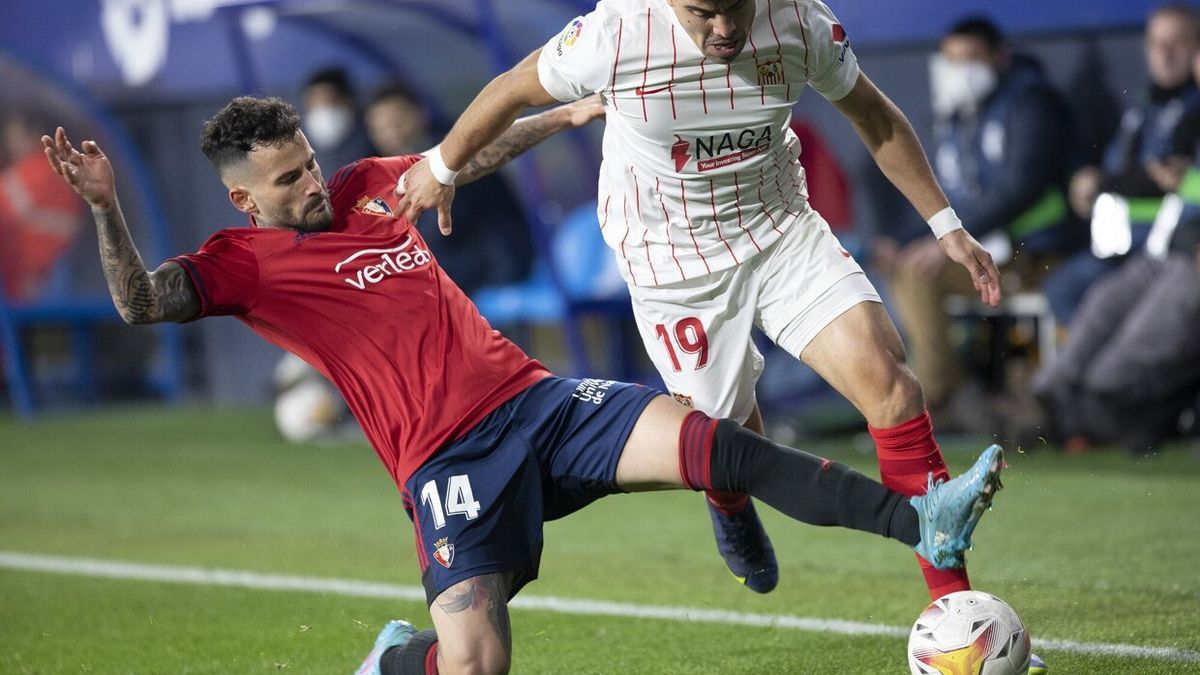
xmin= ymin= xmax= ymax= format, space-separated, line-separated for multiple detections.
xmin=472 ymin=201 xmax=643 ymax=381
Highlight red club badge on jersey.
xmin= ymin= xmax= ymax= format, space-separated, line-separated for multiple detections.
xmin=356 ymin=196 xmax=395 ymax=218
xmin=433 ymin=537 xmax=455 ymax=568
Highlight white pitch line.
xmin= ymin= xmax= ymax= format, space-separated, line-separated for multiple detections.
xmin=2 ymin=550 xmax=1198 ymax=664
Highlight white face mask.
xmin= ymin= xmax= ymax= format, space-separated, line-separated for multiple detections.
xmin=929 ymin=54 xmax=998 ymax=117
xmin=304 ymin=105 xmax=354 ymax=150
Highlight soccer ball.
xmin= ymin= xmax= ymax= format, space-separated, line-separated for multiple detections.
xmin=274 ymin=377 xmax=342 ymax=443
xmin=908 ymin=590 xmax=1032 ymax=675
xmin=273 ymin=354 xmax=345 ymax=444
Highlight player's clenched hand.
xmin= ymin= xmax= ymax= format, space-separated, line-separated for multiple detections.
xmin=938 ymin=229 xmax=1002 ymax=307
xmin=395 ymin=158 xmax=456 ymax=235
xmin=42 ymin=127 xmax=116 ymax=210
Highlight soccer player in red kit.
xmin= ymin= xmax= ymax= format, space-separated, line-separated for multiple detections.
xmin=43 ymin=97 xmax=1005 ymax=675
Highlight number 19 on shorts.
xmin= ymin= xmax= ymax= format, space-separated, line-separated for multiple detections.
xmin=420 ymin=474 xmax=481 ymax=529
xmin=655 ymin=317 xmax=709 ymax=372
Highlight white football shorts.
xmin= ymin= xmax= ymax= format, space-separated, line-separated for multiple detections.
xmin=628 ymin=206 xmax=880 ymax=423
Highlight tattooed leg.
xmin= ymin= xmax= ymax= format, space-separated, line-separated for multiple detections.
xmin=428 ymin=572 xmax=515 ymax=675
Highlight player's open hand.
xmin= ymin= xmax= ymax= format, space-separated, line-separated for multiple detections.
xmin=564 ymin=95 xmax=606 ymax=128
xmin=938 ymin=229 xmax=1002 ymax=307
xmin=42 ymin=127 xmax=116 ymax=210
xmin=395 ymin=157 xmax=456 ymax=235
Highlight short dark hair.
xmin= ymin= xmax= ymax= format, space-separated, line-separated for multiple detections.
xmin=199 ymin=96 xmax=301 ymax=173
xmin=303 ymin=67 xmax=356 ymax=100
xmin=945 ymin=17 xmax=1006 ymax=52
xmin=367 ymin=80 xmax=422 ymax=110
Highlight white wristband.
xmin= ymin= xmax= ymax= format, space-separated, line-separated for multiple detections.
xmin=427 ymin=146 xmax=460 ymax=186
xmin=927 ymin=206 xmax=964 ymax=239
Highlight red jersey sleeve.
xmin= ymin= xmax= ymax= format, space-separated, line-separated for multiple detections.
xmin=170 ymin=229 xmax=259 ymax=318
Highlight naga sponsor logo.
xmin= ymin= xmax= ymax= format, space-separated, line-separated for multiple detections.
xmin=334 ymin=236 xmax=432 ymax=290
xmin=671 ymin=125 xmax=773 ymax=173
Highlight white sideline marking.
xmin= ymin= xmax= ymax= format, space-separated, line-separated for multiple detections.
xmin=2 ymin=550 xmax=1198 ymax=664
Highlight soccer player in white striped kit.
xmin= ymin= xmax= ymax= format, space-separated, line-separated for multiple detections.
xmin=400 ymin=0 xmax=1011 ymax=616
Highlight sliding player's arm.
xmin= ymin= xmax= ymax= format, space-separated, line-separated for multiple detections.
xmin=42 ymin=127 xmax=199 ymax=324
xmin=452 ymin=95 xmax=603 ymax=186
xmin=833 ymin=73 xmax=1002 ymax=307
xmin=398 ymin=50 xmax=561 ymax=233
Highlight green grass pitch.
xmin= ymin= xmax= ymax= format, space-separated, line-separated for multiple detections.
xmin=2 ymin=406 xmax=1199 ymax=673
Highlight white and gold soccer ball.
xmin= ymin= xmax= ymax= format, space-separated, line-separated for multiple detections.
xmin=273 ymin=354 xmax=344 ymax=444
xmin=908 ymin=590 xmax=1032 ymax=675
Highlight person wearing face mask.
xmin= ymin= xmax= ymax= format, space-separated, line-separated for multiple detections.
xmin=364 ymin=81 xmax=536 ymax=296
xmin=1042 ymin=4 xmax=1200 ymax=325
xmin=300 ymin=67 xmax=375 ymax=178
xmin=878 ymin=17 xmax=1075 ymax=431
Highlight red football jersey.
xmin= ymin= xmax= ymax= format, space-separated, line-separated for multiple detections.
xmin=173 ymin=155 xmax=550 ymax=485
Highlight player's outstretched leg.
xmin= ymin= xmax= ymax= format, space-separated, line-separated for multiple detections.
xmin=616 ymin=399 xmax=1005 ymax=570
xmin=683 ymin=413 xmax=1003 ymax=569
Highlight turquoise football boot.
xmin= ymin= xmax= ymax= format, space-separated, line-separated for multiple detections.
xmin=354 ymin=619 xmax=417 ymax=675
xmin=910 ymin=444 xmax=1005 ymax=569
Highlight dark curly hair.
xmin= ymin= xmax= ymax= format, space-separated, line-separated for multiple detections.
xmin=200 ymin=96 xmax=301 ymax=173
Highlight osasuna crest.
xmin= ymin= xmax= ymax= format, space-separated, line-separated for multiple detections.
xmin=356 ymin=196 xmax=395 ymax=217
xmin=433 ymin=537 xmax=455 ymax=568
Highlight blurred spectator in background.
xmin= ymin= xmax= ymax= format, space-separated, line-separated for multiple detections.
xmin=876 ymin=17 xmax=1075 ymax=428
xmin=364 ymin=81 xmax=534 ymax=295
xmin=0 ymin=108 xmax=84 ymax=301
xmin=1025 ymin=48 xmax=1200 ymax=455
xmin=1028 ymin=193 xmax=1200 ymax=454
xmin=299 ymin=67 xmax=373 ymax=175
xmin=1044 ymin=4 xmax=1200 ymax=324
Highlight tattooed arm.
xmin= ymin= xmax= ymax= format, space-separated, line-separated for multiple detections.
xmin=92 ymin=207 xmax=199 ymax=324
xmin=42 ymin=127 xmax=200 ymax=324
xmin=453 ymin=95 xmax=604 ymax=186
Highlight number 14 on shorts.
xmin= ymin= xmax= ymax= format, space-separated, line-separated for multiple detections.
xmin=420 ymin=474 xmax=481 ymax=529
xmin=656 ymin=317 xmax=710 ymax=372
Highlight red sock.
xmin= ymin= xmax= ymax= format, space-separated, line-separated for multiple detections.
xmin=705 ymin=490 xmax=750 ymax=515
xmin=424 ymin=640 xmax=439 ymax=674
xmin=678 ymin=411 xmax=750 ymax=514
xmin=868 ymin=410 xmax=970 ymax=600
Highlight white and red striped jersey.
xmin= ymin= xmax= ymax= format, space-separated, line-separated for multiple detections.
xmin=538 ymin=0 xmax=859 ymax=287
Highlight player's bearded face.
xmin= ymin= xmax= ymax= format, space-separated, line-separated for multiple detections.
xmin=670 ymin=0 xmax=754 ymax=62
xmin=250 ymin=134 xmax=335 ymax=232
